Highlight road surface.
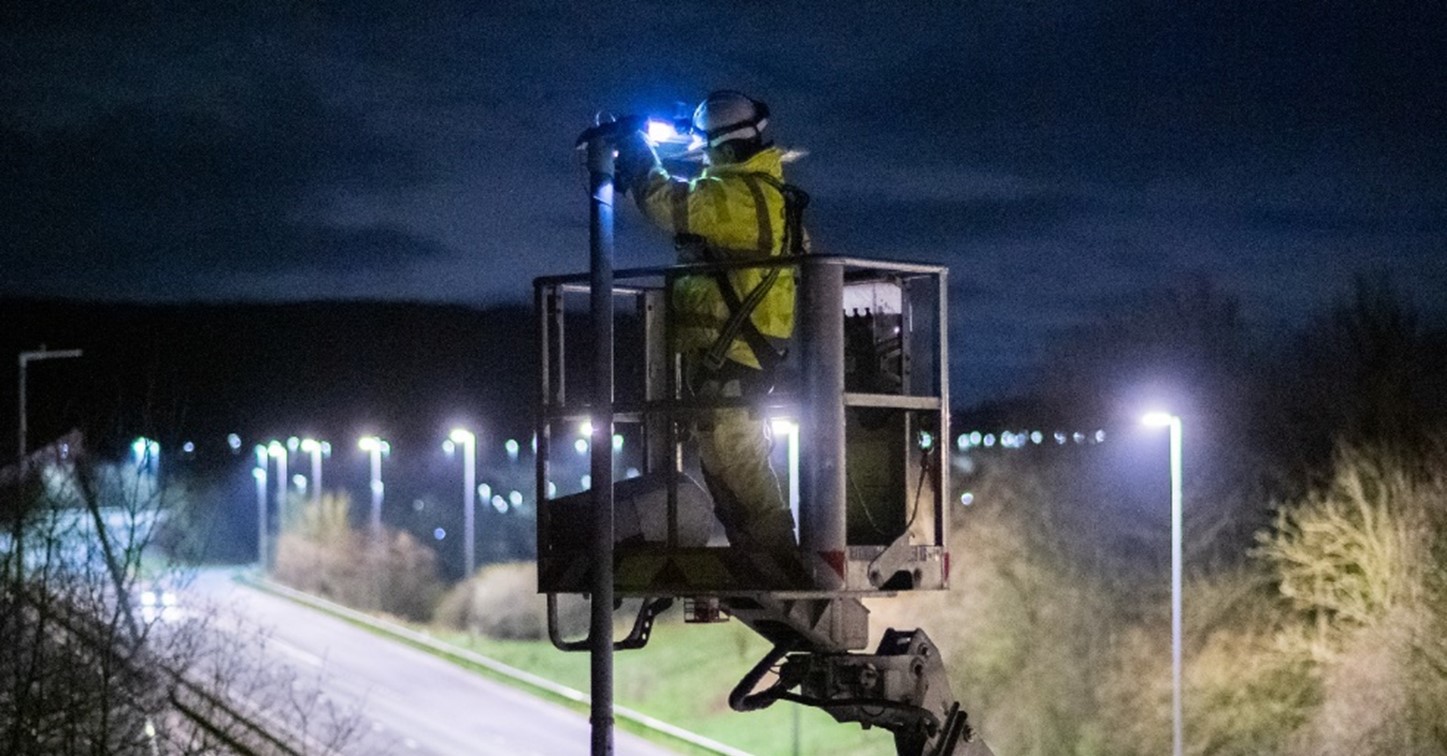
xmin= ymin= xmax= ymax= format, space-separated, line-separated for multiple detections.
xmin=188 ymin=569 xmax=676 ymax=755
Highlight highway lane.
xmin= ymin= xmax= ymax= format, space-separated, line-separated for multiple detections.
xmin=188 ymin=569 xmax=676 ymax=756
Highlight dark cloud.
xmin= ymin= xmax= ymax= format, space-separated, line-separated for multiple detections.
xmin=1 ymin=73 xmax=444 ymax=296
xmin=1239 ymin=202 xmax=1444 ymax=238
xmin=813 ymin=190 xmax=1083 ymax=255
xmin=2 ymin=0 xmax=1443 ymax=400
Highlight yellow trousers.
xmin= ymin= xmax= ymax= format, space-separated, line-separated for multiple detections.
xmin=692 ymin=374 xmax=797 ymax=553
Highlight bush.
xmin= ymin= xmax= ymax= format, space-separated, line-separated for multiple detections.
xmin=869 ymin=453 xmax=1128 ymax=756
xmin=1256 ymin=446 xmax=1447 ymax=754
xmin=880 ymin=440 xmax=1447 ymax=755
xmin=273 ymin=493 xmax=444 ymax=622
xmin=433 ymin=562 xmax=588 ymax=640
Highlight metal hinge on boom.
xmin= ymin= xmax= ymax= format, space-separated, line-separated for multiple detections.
xmin=728 ymin=628 xmax=995 ymax=756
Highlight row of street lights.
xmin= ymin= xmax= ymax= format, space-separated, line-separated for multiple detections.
xmin=252 ymin=429 xmax=494 ymax=577
xmin=18 ymin=343 xmax=1186 ymax=751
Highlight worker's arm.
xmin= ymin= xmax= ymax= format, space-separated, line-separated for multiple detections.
xmin=615 ymin=132 xmax=717 ymax=237
xmin=634 ymin=170 xmax=731 ymax=236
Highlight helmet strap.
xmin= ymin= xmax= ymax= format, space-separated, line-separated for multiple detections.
xmin=706 ymin=136 xmax=768 ymax=165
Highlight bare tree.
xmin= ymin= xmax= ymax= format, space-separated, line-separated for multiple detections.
xmin=1 ymin=434 xmax=362 ymax=754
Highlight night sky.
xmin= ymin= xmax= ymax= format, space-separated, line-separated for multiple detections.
xmin=4 ymin=2 xmax=1444 ymax=404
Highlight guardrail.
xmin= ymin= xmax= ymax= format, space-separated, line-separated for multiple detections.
xmin=244 ymin=575 xmax=753 ymax=756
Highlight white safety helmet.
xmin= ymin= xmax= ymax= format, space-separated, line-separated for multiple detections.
xmin=691 ymin=90 xmax=770 ymax=149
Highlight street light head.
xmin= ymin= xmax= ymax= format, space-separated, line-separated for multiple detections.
xmin=1142 ymin=411 xmax=1178 ymax=428
xmin=252 ymin=467 xmax=266 ymax=482
xmin=358 ymin=436 xmax=380 ymax=452
xmin=267 ymin=441 xmax=285 ymax=458
xmin=449 ymin=428 xmax=475 ymax=445
xmin=301 ymin=438 xmax=320 ymax=453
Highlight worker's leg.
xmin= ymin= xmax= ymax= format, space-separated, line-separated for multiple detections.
xmin=696 ymin=405 xmax=797 ymax=553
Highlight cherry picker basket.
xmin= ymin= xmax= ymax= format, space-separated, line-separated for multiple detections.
xmin=534 ymin=255 xmax=951 ymax=599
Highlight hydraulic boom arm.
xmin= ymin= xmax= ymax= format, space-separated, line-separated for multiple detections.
xmin=728 ymin=625 xmax=994 ymax=756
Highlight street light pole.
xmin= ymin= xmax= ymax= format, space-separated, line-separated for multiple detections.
xmin=449 ymin=429 xmax=477 ymax=577
xmin=268 ymin=441 xmax=288 ymax=532
xmin=1143 ymin=411 xmax=1184 ymax=756
xmin=301 ymin=438 xmax=327 ymax=505
xmin=358 ymin=436 xmax=389 ymax=538
xmin=253 ymin=464 xmax=269 ymax=568
xmin=578 ymin=119 xmax=617 ymax=756
xmin=17 ymin=347 xmax=84 ymax=464
xmin=15 ymin=347 xmax=83 ymax=575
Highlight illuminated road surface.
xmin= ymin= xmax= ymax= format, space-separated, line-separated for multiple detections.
xmin=190 ymin=570 xmax=675 ymax=755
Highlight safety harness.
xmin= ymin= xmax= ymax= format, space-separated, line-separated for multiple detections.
xmin=675 ymin=172 xmax=810 ymax=374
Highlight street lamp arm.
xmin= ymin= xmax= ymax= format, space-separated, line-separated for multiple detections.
xmin=19 ymin=348 xmax=84 ymax=366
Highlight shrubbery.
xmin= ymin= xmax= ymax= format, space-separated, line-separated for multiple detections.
xmin=433 ymin=561 xmax=588 ymax=640
xmin=890 ymin=441 xmax=1447 ymax=755
xmin=273 ymin=493 xmax=443 ymax=622
xmin=1256 ymin=446 xmax=1447 ymax=754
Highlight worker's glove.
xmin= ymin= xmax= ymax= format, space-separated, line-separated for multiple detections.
xmin=613 ymin=130 xmax=658 ymax=196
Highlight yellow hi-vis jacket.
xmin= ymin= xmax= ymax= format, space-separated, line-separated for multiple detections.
xmin=633 ymin=147 xmax=795 ymax=370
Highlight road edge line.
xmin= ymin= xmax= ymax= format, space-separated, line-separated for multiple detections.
xmin=236 ymin=572 xmax=752 ymax=756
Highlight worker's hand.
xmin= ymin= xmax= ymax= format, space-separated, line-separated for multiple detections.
xmin=613 ymin=130 xmax=658 ymax=196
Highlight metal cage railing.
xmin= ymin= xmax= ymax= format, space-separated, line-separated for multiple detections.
xmin=535 ymin=255 xmax=950 ymax=598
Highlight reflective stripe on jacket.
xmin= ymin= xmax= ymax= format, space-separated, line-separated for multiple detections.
xmin=633 ymin=147 xmax=795 ymax=369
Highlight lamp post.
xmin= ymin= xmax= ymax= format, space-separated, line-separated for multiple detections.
xmin=1143 ymin=411 xmax=1183 ymax=756
xmin=577 ymin=117 xmax=618 ymax=755
xmin=252 ymin=465 xmax=268 ymax=568
xmin=14 ymin=347 xmax=81 ymax=573
xmin=448 ymin=429 xmax=477 ymax=577
xmin=300 ymin=438 xmax=328 ymax=504
xmin=358 ymin=436 xmax=389 ymax=538
xmin=267 ymin=441 xmax=288 ymax=531
xmin=17 ymin=347 xmax=84 ymax=464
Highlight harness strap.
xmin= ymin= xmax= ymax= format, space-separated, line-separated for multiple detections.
xmin=669 ymin=181 xmax=691 ymax=236
xmin=676 ymin=170 xmax=809 ymax=373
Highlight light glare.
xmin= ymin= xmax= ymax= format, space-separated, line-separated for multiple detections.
xmin=1142 ymin=411 xmax=1176 ymax=427
xmin=645 ymin=119 xmax=678 ymax=144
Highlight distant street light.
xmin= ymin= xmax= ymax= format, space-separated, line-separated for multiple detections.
xmin=1143 ymin=411 xmax=1184 ymax=756
xmin=131 ymin=437 xmax=160 ymax=471
xmin=267 ymin=441 xmax=288 ymax=529
xmin=300 ymin=438 xmax=328 ymax=504
xmin=449 ymin=428 xmax=478 ymax=577
xmin=358 ymin=436 xmax=390 ymax=538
